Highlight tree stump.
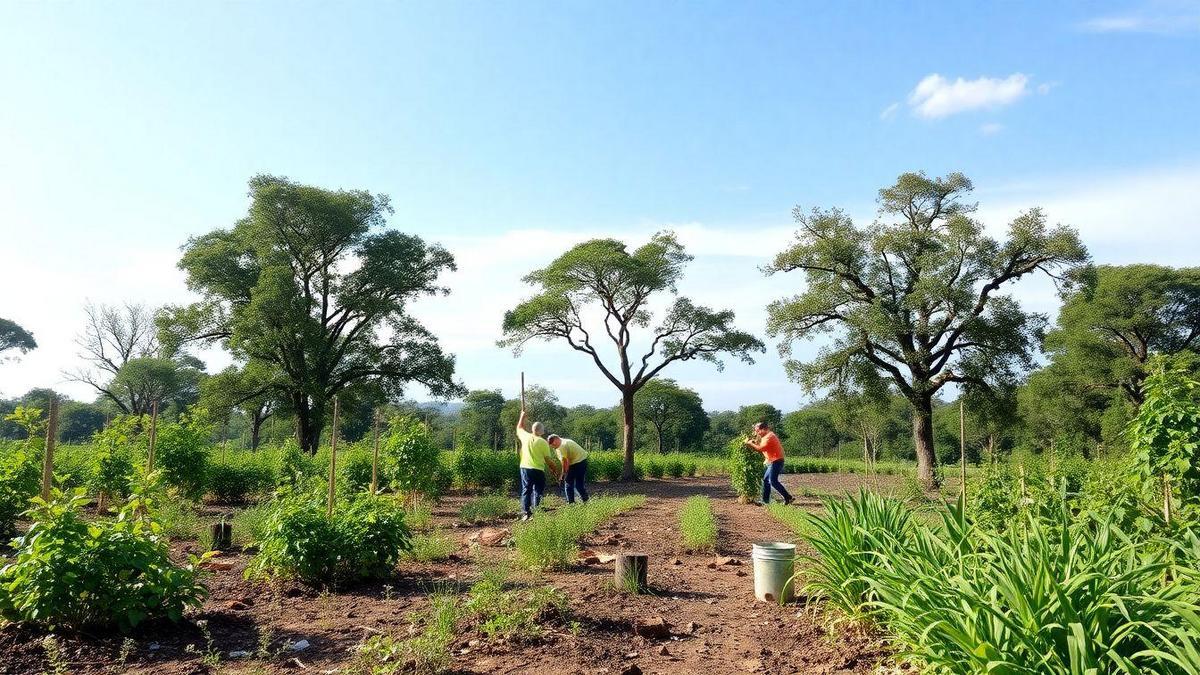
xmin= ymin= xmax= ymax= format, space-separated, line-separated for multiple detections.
xmin=210 ymin=522 xmax=233 ymax=551
xmin=615 ymin=553 xmax=648 ymax=592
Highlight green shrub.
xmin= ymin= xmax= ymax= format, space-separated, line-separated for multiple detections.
xmin=0 ymin=490 xmax=208 ymax=631
xmin=380 ymin=416 xmax=443 ymax=497
xmin=339 ymin=442 xmax=375 ymax=493
xmin=460 ymin=494 xmax=519 ymax=523
xmin=683 ymin=461 xmax=698 ymax=477
xmin=208 ymin=454 xmax=275 ymax=503
xmin=665 ymin=459 xmax=685 ymax=478
xmin=679 ymin=496 xmax=717 ymax=552
xmin=247 ymin=490 xmax=411 ymax=584
xmin=52 ymin=445 xmax=94 ymax=491
xmin=0 ymin=441 xmax=40 ymax=540
xmin=512 ymin=495 xmax=644 ymax=569
xmin=153 ymin=413 xmax=212 ymax=501
xmin=728 ymin=438 xmax=761 ymax=502
xmin=276 ymin=439 xmax=314 ymax=487
xmin=591 ymin=453 xmax=624 ymax=482
xmin=231 ymin=501 xmax=274 ymax=549
xmin=644 ymin=458 xmax=665 ymax=479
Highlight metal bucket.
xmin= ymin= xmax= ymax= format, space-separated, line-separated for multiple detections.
xmin=751 ymin=541 xmax=796 ymax=603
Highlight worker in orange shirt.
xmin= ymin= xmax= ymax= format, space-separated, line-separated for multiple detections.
xmin=743 ymin=421 xmax=794 ymax=505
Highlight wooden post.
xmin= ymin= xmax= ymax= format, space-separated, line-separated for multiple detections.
xmin=210 ymin=521 xmax=233 ymax=551
xmin=959 ymin=399 xmax=967 ymax=501
xmin=615 ymin=552 xmax=648 ymax=592
xmin=222 ymin=420 xmax=230 ymax=462
xmin=40 ymin=397 xmax=58 ymax=501
xmin=147 ymin=400 xmax=159 ymax=472
xmin=1163 ymin=475 xmax=1173 ymax=524
xmin=370 ymin=408 xmax=381 ymax=494
xmin=328 ymin=397 xmax=339 ymax=517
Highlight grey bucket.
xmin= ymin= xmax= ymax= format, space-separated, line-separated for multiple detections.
xmin=751 ymin=542 xmax=796 ymax=603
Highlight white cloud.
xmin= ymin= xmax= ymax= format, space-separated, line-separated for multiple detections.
xmin=879 ymin=102 xmax=900 ymax=120
xmin=980 ymin=122 xmax=1005 ymax=135
xmin=907 ymin=73 xmax=1030 ymax=119
xmin=1079 ymin=2 xmax=1200 ymax=34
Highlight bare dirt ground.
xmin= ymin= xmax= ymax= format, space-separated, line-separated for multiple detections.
xmin=0 ymin=473 xmax=900 ymax=675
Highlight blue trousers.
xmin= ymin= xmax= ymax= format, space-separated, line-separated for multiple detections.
xmin=562 ymin=459 xmax=590 ymax=504
xmin=520 ymin=467 xmax=546 ymax=515
xmin=762 ymin=459 xmax=792 ymax=504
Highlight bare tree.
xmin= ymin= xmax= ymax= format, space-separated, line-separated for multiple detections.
xmin=65 ymin=302 xmax=162 ymax=413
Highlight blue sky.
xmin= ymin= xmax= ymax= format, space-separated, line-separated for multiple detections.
xmin=1 ymin=1 xmax=1198 ymax=411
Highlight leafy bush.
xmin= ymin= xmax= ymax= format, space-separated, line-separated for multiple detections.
xmin=590 ymin=453 xmax=624 ymax=482
xmin=1128 ymin=357 xmax=1200 ymax=518
xmin=728 ymin=438 xmax=761 ymax=502
xmin=276 ymin=439 xmax=314 ymax=487
xmin=247 ymin=490 xmax=411 ymax=584
xmin=208 ymin=454 xmax=275 ymax=503
xmin=153 ymin=413 xmax=212 ymax=501
xmin=665 ymin=459 xmax=685 ymax=478
xmin=644 ymin=458 xmax=665 ymax=479
xmin=679 ymin=496 xmax=717 ymax=552
xmin=380 ymin=416 xmax=443 ymax=497
xmin=460 ymin=494 xmax=518 ymax=523
xmin=0 ymin=490 xmax=208 ymax=631
xmin=512 ymin=495 xmax=645 ymax=569
xmin=0 ymin=441 xmax=40 ymax=540
xmin=683 ymin=460 xmax=698 ymax=477
xmin=339 ymin=442 xmax=375 ymax=493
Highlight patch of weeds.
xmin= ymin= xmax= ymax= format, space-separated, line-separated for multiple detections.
xmin=184 ymin=619 xmax=220 ymax=668
xmin=765 ymin=502 xmax=810 ymax=539
xmin=231 ymin=502 xmax=274 ymax=549
xmin=512 ymin=495 xmax=645 ymax=570
xmin=462 ymin=578 xmax=569 ymax=642
xmin=404 ymin=500 xmax=434 ymax=532
xmin=353 ymin=591 xmax=458 ymax=675
xmin=459 ymin=494 xmax=518 ymax=523
xmin=404 ymin=530 xmax=458 ymax=563
xmin=41 ymin=635 xmax=69 ymax=675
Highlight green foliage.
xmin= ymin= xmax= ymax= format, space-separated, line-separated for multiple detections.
xmin=679 ymin=496 xmax=717 ymax=552
xmin=247 ymin=490 xmax=412 ymax=584
xmin=800 ymin=491 xmax=1200 ymax=673
xmin=765 ymin=502 xmax=811 ymax=539
xmin=512 ymin=495 xmax=645 ymax=569
xmin=644 ymin=458 xmax=665 ymax=479
xmin=403 ymin=531 xmax=458 ymax=563
xmin=459 ymin=494 xmax=518 ymax=524
xmin=590 ymin=453 xmax=624 ymax=482
xmin=276 ymin=438 xmax=314 ymax=487
xmin=0 ymin=490 xmax=208 ymax=631
xmin=634 ymin=379 xmax=709 ymax=453
xmin=462 ymin=578 xmax=569 ymax=641
xmin=355 ymin=591 xmax=458 ymax=675
xmin=231 ymin=501 xmax=274 ymax=549
xmin=1128 ymin=356 xmax=1200 ymax=514
xmin=452 ymin=446 xmax=518 ymax=491
xmin=0 ymin=441 xmax=40 ymax=540
xmin=207 ymin=453 xmax=275 ymax=503
xmin=0 ymin=317 xmax=37 ymax=355
xmin=153 ymin=412 xmax=212 ymax=501
xmin=665 ymin=458 xmax=685 ymax=478
xmin=728 ymin=437 xmax=761 ymax=501
xmin=379 ymin=416 xmax=443 ymax=497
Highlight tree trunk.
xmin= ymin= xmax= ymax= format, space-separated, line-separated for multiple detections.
xmin=294 ymin=394 xmax=325 ymax=455
xmin=912 ymin=397 xmax=938 ymax=490
xmin=653 ymin=421 xmax=664 ymax=455
xmin=620 ymin=391 xmax=636 ymax=480
xmin=250 ymin=408 xmax=267 ymax=450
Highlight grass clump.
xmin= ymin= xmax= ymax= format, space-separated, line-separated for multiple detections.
xmin=404 ymin=531 xmax=459 ymax=563
xmin=512 ymin=495 xmax=645 ymax=570
xmin=679 ymin=495 xmax=718 ymax=552
xmin=354 ymin=590 xmax=458 ymax=675
xmin=460 ymin=494 xmax=518 ymax=523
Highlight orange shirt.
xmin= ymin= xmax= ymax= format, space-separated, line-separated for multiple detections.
xmin=753 ymin=431 xmax=785 ymax=464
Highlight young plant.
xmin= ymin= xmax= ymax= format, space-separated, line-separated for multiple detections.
xmin=728 ymin=437 xmax=761 ymax=502
xmin=511 ymin=495 xmax=645 ymax=570
xmin=678 ymin=495 xmax=718 ymax=552
xmin=404 ymin=531 xmax=458 ymax=563
xmin=459 ymin=494 xmax=519 ymax=524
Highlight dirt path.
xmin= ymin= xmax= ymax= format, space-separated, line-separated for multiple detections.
xmin=0 ymin=474 xmax=890 ymax=675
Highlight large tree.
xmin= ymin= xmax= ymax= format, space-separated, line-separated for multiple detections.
xmin=633 ymin=378 xmax=708 ymax=453
xmin=1045 ymin=264 xmax=1200 ymax=405
xmin=162 ymin=175 xmax=464 ymax=453
xmin=66 ymin=302 xmax=179 ymax=412
xmin=766 ymin=172 xmax=1088 ymax=488
xmin=0 ymin=318 xmax=37 ymax=357
xmin=500 ymin=232 xmax=763 ymax=479
xmin=459 ymin=389 xmax=505 ymax=449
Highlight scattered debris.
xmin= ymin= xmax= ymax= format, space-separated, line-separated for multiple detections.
xmin=226 ymin=600 xmax=250 ymax=611
xmin=228 ymin=650 xmax=250 ymax=659
xmin=735 ymin=570 xmax=748 ymax=577
xmin=288 ymin=639 xmax=311 ymax=652
xmin=657 ymin=645 xmax=670 ymax=656
xmin=633 ymin=616 xmax=671 ymax=639
xmin=685 ymin=621 xmax=699 ymax=634
xmin=669 ymin=558 xmax=683 ymax=566
xmin=597 ymin=553 xmax=616 ymax=563
xmin=469 ymin=527 xmax=511 ymax=547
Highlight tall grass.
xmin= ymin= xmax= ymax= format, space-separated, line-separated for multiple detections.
xmin=511 ymin=495 xmax=645 ymax=569
xmin=679 ymin=496 xmax=718 ymax=552
xmin=800 ymin=491 xmax=1200 ymax=673
xmin=460 ymin=494 xmax=519 ymax=523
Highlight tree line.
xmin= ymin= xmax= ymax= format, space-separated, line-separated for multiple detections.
xmin=3 ymin=172 xmax=1197 ymax=488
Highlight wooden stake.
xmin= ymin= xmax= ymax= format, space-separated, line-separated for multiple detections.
xmin=370 ymin=408 xmax=381 ymax=494
xmin=959 ymin=399 xmax=967 ymax=501
xmin=1163 ymin=475 xmax=1173 ymax=524
xmin=520 ymin=372 xmax=526 ymax=410
xmin=328 ymin=397 xmax=339 ymax=517
xmin=147 ymin=400 xmax=159 ymax=472
xmin=40 ymin=396 xmax=58 ymax=501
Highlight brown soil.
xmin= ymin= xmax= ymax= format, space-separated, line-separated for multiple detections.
xmin=0 ymin=473 xmax=894 ymax=675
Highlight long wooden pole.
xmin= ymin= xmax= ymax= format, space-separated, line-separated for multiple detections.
xmin=40 ymin=397 xmax=58 ymax=500
xmin=370 ymin=408 xmax=381 ymax=494
xmin=328 ymin=397 xmax=339 ymax=517
xmin=147 ymin=400 xmax=159 ymax=472
xmin=959 ymin=399 xmax=967 ymax=501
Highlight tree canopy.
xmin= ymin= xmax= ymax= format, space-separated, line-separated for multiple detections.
xmin=766 ymin=171 xmax=1089 ymax=487
xmin=0 ymin=318 xmax=36 ymax=357
xmin=633 ymin=378 xmax=708 ymax=453
xmin=500 ymin=231 xmax=763 ymax=478
xmin=162 ymin=175 xmax=464 ymax=452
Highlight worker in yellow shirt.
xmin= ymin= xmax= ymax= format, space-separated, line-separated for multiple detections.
xmin=547 ymin=434 xmax=589 ymax=504
xmin=516 ymin=407 xmax=561 ymax=520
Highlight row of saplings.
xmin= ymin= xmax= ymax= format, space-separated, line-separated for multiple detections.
xmin=0 ymin=415 xmax=447 ymax=633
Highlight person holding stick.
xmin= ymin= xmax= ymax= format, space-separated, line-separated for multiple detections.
xmin=516 ymin=407 xmax=561 ymax=520
xmin=547 ymin=434 xmax=589 ymax=504
xmin=743 ymin=421 xmax=794 ymax=505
